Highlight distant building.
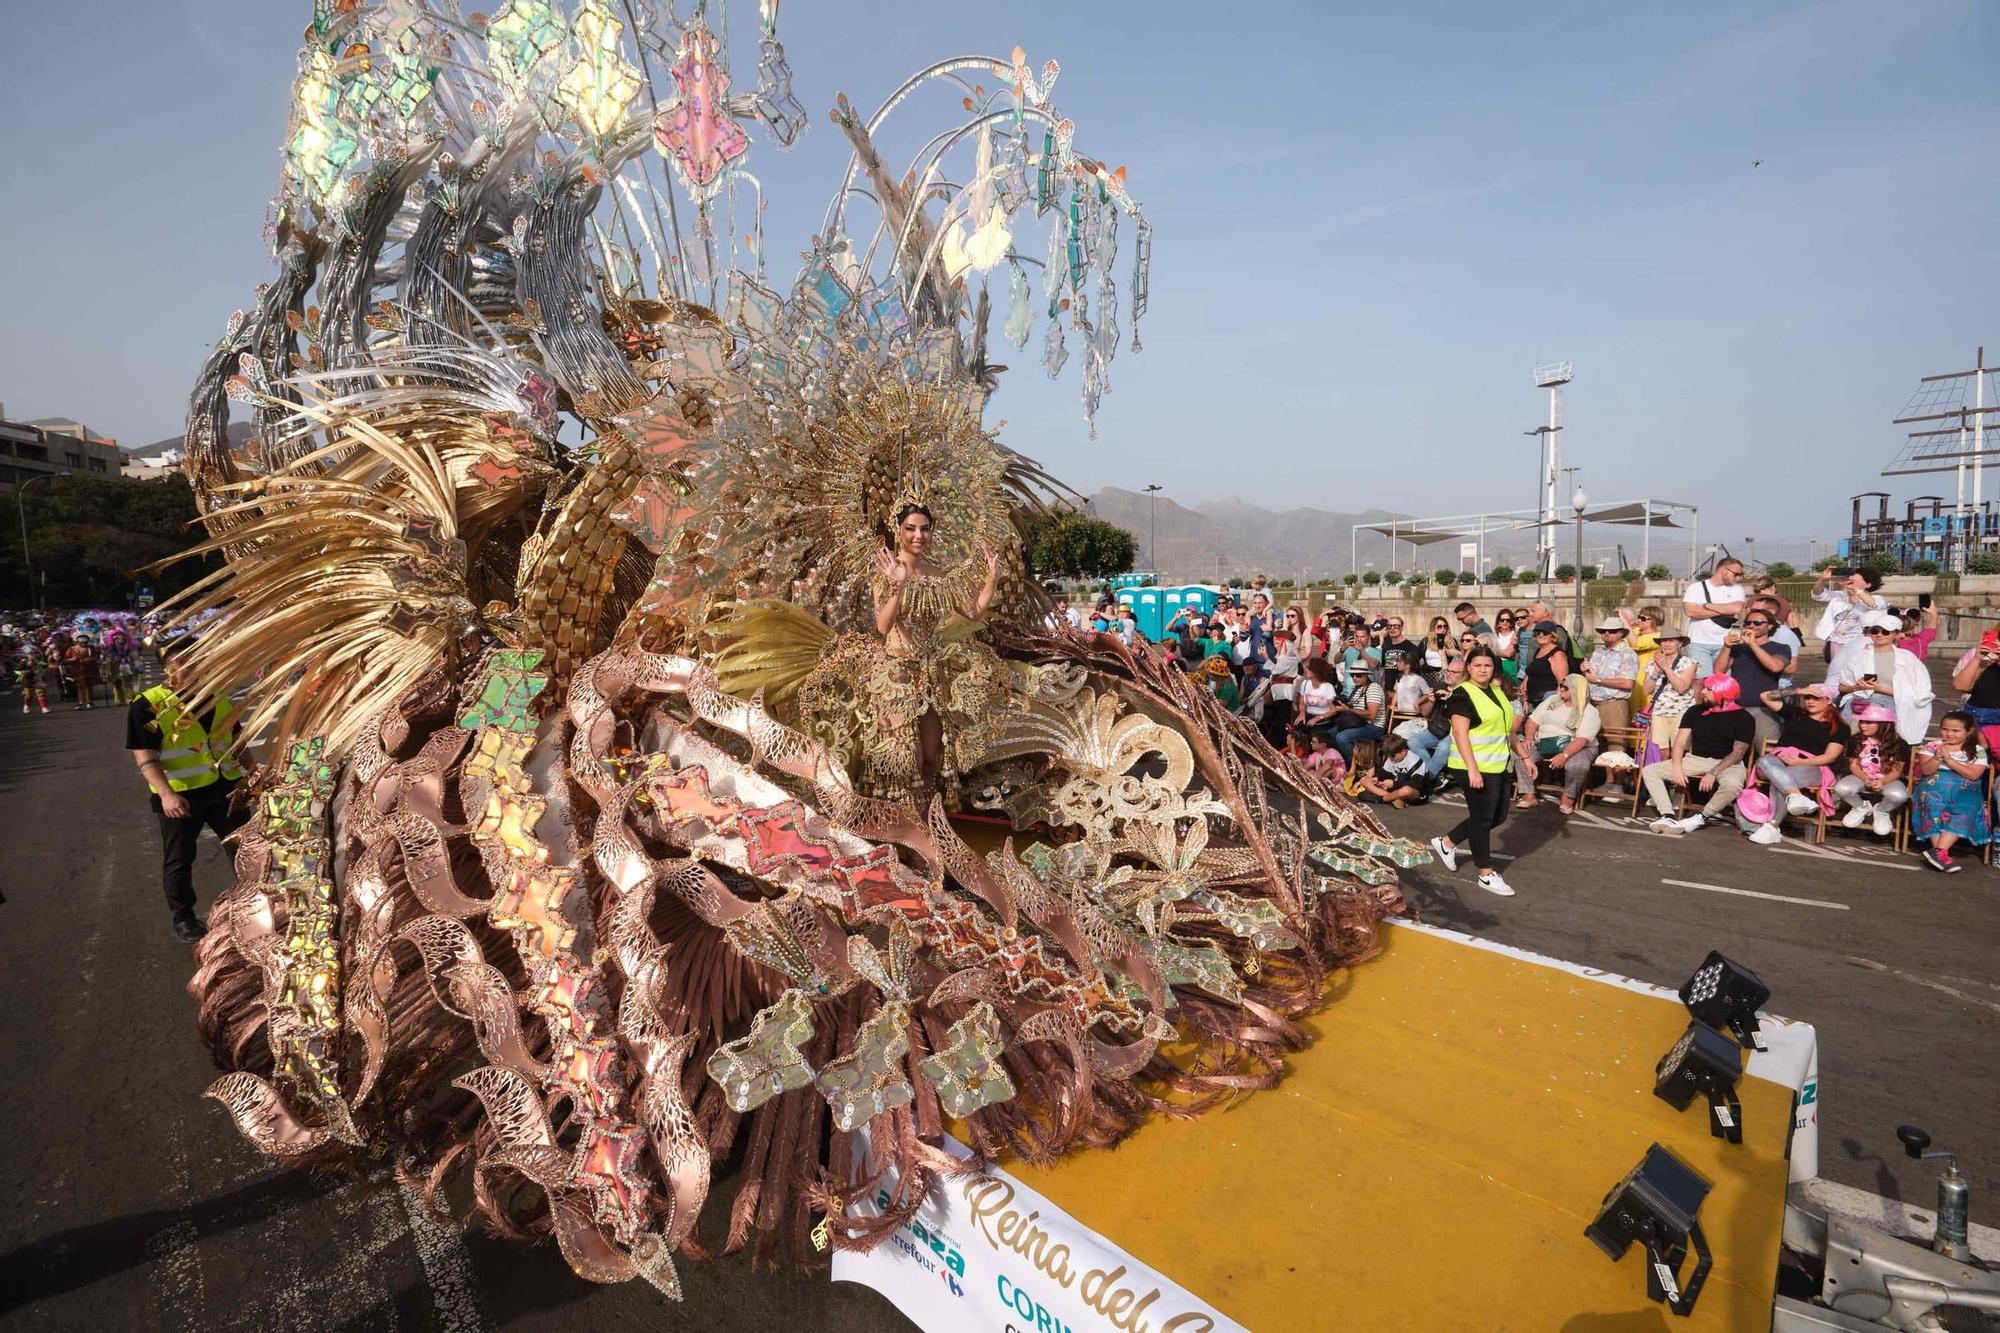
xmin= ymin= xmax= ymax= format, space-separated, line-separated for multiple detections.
xmin=0 ymin=405 xmax=123 ymax=486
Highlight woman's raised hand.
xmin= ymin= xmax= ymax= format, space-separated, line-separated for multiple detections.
xmin=875 ymin=546 xmax=910 ymax=585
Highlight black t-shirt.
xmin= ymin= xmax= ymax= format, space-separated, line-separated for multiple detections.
xmin=1775 ymin=705 xmax=1849 ymax=759
xmin=1677 ymin=703 xmax=1755 ymax=761
xmin=1967 ymin=658 xmax=2000 ymax=710
xmin=126 ymin=692 xmax=229 ymax=752
xmin=1727 ymin=637 xmax=1793 ymax=710
xmin=1444 ymin=682 xmax=1513 ymax=726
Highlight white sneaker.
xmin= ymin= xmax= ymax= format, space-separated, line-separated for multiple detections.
xmin=1475 ymin=870 xmax=1516 ymax=897
xmin=1785 ymin=792 xmax=1818 ymax=818
xmin=1428 ymin=836 xmax=1459 ymax=872
xmin=1873 ymin=809 xmax=1895 ymax=838
xmin=1674 ymin=814 xmax=1708 ymax=833
xmin=1841 ymin=802 xmax=1872 ymax=829
xmin=1648 ymin=816 xmax=1684 ymax=834
xmin=1748 ymin=822 xmax=1784 ymax=845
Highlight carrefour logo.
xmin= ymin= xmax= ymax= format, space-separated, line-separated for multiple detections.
xmin=876 ymin=1190 xmax=967 ymax=1293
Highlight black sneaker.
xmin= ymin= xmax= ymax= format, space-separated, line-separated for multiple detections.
xmin=171 ymin=911 xmax=207 ymax=943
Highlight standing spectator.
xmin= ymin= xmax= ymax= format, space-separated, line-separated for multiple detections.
xmin=1520 ymin=620 xmax=1572 ymax=708
xmin=1835 ymin=701 xmax=1909 ymax=838
xmin=1949 ymin=627 xmax=2000 ymax=755
xmin=1428 ymin=645 xmax=1521 ymax=896
xmin=1716 ymin=608 xmax=1793 ymax=746
xmin=1811 ymin=565 xmax=1887 ymax=667
xmin=1582 ymin=616 xmax=1639 ymax=742
xmin=1620 ymin=605 xmax=1665 ymax=709
xmin=1910 ymin=711 xmax=1989 ymax=873
xmin=1491 ymin=610 xmax=1521 ymax=686
xmin=1642 ymin=674 xmax=1754 ymax=834
xmin=1832 ymin=610 xmax=1934 ymax=744
xmin=1898 ymin=602 xmax=1941 ymax=660
xmin=1453 ymin=601 xmax=1493 ymax=637
xmin=1246 ymin=591 xmax=1276 ymax=660
xmin=1748 ymin=575 xmax=1802 ymax=633
xmin=1420 ymin=615 xmax=1453 ymax=671
xmin=1513 ymin=674 xmax=1601 ymax=813
xmin=1683 ymin=557 xmax=1747 ymax=675
xmin=1746 ymin=595 xmax=1804 ymax=686
xmin=1641 ymin=626 xmax=1700 ymax=762
xmin=1390 ymin=649 xmax=1430 ymax=716
xmin=1526 ymin=600 xmax=1576 ymax=657
xmin=1281 ymin=605 xmax=1321 ymax=661
xmin=1379 ymin=615 xmax=1421 ymax=670
xmin=1051 ymin=597 xmax=1082 ymax=631
xmin=129 ymin=638 xmax=249 ymax=942
xmin=1744 ymin=684 xmax=1851 ymax=846
xmin=1176 ymin=621 xmax=1208 ymax=672
xmin=1115 ymin=605 xmax=1142 ymax=647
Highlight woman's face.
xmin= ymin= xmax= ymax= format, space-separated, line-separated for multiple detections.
xmin=1639 ymin=612 xmax=1660 ymax=630
xmin=1658 ymin=637 xmax=1682 ymax=658
xmin=1459 ymin=632 xmax=1480 ymax=651
xmin=1941 ymin=718 xmax=1970 ymax=748
xmin=1496 ymin=613 xmax=1513 ymax=630
xmin=1844 ymin=571 xmax=1868 ymax=593
xmin=897 ymin=511 xmax=933 ymax=557
xmin=1467 ymin=654 xmax=1495 ymax=683
xmin=1803 ymin=693 xmax=1834 ymax=720
xmin=1534 ymin=628 xmax=1555 ymax=651
xmin=1430 ymin=619 xmax=1448 ymax=638
xmin=1557 ymin=679 xmax=1573 ymax=703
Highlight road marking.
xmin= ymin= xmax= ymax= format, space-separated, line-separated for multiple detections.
xmin=1660 ymin=878 xmax=1850 ymax=910
xmin=1844 ymin=955 xmax=2000 ymax=1016
xmin=397 ymin=1182 xmax=488 ymax=1332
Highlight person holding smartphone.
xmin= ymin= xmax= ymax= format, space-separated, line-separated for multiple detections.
xmin=1949 ymin=626 xmax=2000 ymax=754
xmin=1811 ymin=565 xmax=1887 ymax=667
xmin=1832 ymin=610 xmax=1933 ymax=743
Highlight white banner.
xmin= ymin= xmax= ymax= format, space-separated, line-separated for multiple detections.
xmin=833 ymin=1129 xmax=1246 ymax=1333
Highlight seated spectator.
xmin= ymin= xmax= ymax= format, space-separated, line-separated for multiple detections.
xmin=1812 ymin=565 xmax=1887 ymax=667
xmin=1745 ymin=683 xmax=1851 ymax=846
xmin=1640 ymin=625 xmax=1700 ymax=762
xmin=1520 ymin=620 xmax=1571 ymax=708
xmin=1642 ymin=674 xmax=1754 ymax=834
xmin=1328 ymin=662 xmax=1388 ymax=764
xmin=1303 ymin=728 xmax=1347 ymax=783
xmin=1831 ymin=610 xmax=1934 ymax=744
xmin=1582 ymin=615 xmax=1639 ymax=748
xmin=1910 ymin=710 xmax=1990 ymax=873
xmin=1834 ymin=701 xmax=1909 ymax=838
xmin=1401 ymin=657 xmax=1467 ymax=782
xmin=1359 ymin=733 xmax=1432 ymax=806
xmin=1200 ymin=654 xmax=1240 ymax=709
xmin=1949 ymin=627 xmax=2000 ymax=755
xmin=1296 ymin=657 xmax=1341 ymax=735
xmin=1513 ymin=673 xmax=1601 ymax=812
xmin=1453 ymin=601 xmax=1493 ymax=637
xmin=1716 ymin=608 xmax=1793 ymax=746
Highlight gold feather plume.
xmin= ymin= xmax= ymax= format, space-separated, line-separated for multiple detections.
xmin=708 ymin=599 xmax=836 ymax=707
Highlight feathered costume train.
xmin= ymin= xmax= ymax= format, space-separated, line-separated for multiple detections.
xmin=171 ymin=0 xmax=1421 ymax=1298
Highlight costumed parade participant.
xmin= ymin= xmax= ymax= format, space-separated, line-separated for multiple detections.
xmin=161 ymin=0 xmax=1425 ymax=1299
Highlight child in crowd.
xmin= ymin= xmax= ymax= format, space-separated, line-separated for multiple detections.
xmin=1911 ymin=710 xmax=1989 ymax=873
xmin=1359 ymin=733 xmax=1431 ymax=807
xmin=1303 ymin=728 xmax=1346 ymax=783
xmin=1834 ymin=701 xmax=1908 ymax=838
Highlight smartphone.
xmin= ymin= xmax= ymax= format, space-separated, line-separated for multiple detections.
xmin=1919 ymin=592 xmax=1933 ymax=609
xmin=1861 ymin=674 xmax=1878 ymax=684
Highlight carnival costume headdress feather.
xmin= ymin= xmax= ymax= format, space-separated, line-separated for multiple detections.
xmin=171 ymin=1 xmax=1419 ymax=1300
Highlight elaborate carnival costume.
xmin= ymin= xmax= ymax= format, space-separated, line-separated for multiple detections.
xmin=169 ymin=0 xmax=1424 ymax=1299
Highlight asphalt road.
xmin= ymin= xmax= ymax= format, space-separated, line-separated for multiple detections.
xmin=2 ymin=687 xmax=1996 ymax=1331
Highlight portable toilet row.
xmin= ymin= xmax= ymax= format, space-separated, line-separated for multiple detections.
xmin=1115 ymin=584 xmax=1221 ymax=641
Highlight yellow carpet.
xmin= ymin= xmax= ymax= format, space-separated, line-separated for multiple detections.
xmin=1016 ymin=922 xmax=1792 ymax=1331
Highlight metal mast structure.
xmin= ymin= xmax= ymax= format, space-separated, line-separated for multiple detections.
xmin=1882 ymin=347 xmax=2000 ymax=571
xmin=1532 ymin=362 xmax=1573 ymax=579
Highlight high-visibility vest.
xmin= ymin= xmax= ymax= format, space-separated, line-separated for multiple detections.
xmin=1446 ymin=681 xmax=1516 ymax=774
xmin=140 ymin=685 xmax=245 ymax=792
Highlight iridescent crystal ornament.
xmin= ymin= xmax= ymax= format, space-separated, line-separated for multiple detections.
xmin=815 ymin=1003 xmax=913 ymax=1132
xmin=554 ymin=0 xmax=643 ymax=145
xmin=707 ymin=989 xmax=816 ymax=1112
xmin=652 ymin=23 xmax=750 ymax=203
xmin=918 ymin=1002 xmax=1015 ymax=1118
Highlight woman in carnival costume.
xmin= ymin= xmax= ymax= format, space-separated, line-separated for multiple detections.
xmin=157 ymin=0 xmax=1426 ymax=1301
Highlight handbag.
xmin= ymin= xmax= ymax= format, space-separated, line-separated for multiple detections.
xmin=1698 ymin=579 xmax=1738 ymax=630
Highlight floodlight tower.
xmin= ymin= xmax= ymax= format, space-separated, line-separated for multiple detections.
xmin=1533 ymin=362 xmax=1573 ymax=580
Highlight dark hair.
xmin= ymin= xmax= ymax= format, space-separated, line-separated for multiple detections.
xmin=1303 ymin=657 xmax=1334 ymax=684
xmin=894 ymin=502 xmax=934 ymax=526
xmin=1453 ymin=601 xmax=1476 ymax=615
xmin=1461 ymin=643 xmax=1499 ymax=669
xmin=1938 ymin=709 xmax=1984 ymax=762
xmin=1855 ymin=568 xmax=1883 ymax=591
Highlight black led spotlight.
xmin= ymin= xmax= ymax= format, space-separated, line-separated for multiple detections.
xmin=1654 ymin=1019 xmax=1746 ymax=1144
xmin=1677 ymin=950 xmax=1769 ymax=1050
xmin=1585 ymin=1143 xmax=1714 ymax=1317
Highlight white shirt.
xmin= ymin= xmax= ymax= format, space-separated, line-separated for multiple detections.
xmin=1299 ymin=680 xmax=1339 ymax=720
xmin=1683 ymin=578 xmax=1747 ymax=648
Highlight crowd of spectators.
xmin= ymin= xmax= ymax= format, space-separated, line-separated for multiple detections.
xmin=1052 ymin=557 xmax=2000 ymax=875
xmin=3 ymin=610 xmax=146 ymax=713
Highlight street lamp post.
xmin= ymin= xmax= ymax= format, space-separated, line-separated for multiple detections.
xmin=1571 ymin=483 xmax=1588 ymax=637
xmin=1142 ymin=483 xmax=1164 ymax=578
xmin=16 ymin=472 xmax=56 ymax=611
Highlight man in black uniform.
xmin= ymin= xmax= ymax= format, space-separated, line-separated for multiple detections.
xmin=127 ymin=638 xmax=247 ymax=942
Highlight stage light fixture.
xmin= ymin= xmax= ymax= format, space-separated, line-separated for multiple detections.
xmin=1678 ymin=950 xmax=1769 ymax=1050
xmin=1585 ymin=1143 xmax=1714 ymax=1317
xmin=1654 ymin=1019 xmax=1746 ymax=1144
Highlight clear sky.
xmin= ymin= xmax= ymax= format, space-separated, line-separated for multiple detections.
xmin=3 ymin=0 xmax=1994 ymax=551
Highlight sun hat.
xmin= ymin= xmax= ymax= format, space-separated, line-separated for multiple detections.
xmin=1656 ymin=623 xmax=1691 ymax=642
xmin=1801 ymin=682 xmax=1839 ymax=702
xmin=1201 ymin=655 xmax=1232 ymax=678
xmin=1860 ymin=610 xmax=1903 ymax=632
xmin=1736 ymin=788 xmax=1775 ymax=825
xmin=1531 ymin=619 xmax=1561 ymax=636
xmin=1595 ymin=616 xmax=1628 ymax=632
xmin=1851 ymin=700 xmax=1896 ymax=723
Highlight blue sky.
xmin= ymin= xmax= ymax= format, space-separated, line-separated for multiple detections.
xmin=2 ymin=0 xmax=1994 ymax=550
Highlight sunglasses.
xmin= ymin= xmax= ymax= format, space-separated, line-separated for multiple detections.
xmin=1865 ymin=628 xmax=1897 ymax=636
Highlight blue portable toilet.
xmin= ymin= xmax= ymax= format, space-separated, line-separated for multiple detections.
xmin=1118 ymin=584 xmax=1219 ymax=641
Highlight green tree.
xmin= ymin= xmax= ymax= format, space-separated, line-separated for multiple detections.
xmin=1969 ymin=554 xmax=2000 ymax=575
xmin=1431 ymin=569 xmax=1455 ymax=587
xmin=1554 ymin=562 xmax=1577 ymax=581
xmin=1384 ymin=570 xmax=1404 ymax=586
xmin=1023 ymin=511 xmax=1138 ymax=581
xmin=1361 ymin=570 xmax=1381 ymax=586
xmin=1455 ymin=570 xmax=1476 ymax=585
xmin=1813 ymin=555 xmax=1841 ymax=571
xmin=1910 ymin=558 xmax=1940 ymax=576
xmin=1621 ymin=566 xmax=1645 ymax=582
xmin=4 ymin=472 xmax=218 ymax=609
xmin=1644 ymin=563 xmax=1671 ymax=580
xmin=1862 ymin=551 xmax=1900 ymax=577
xmin=1580 ymin=564 xmax=1601 ymax=580
xmin=1228 ymin=576 xmax=1246 ymax=588
xmin=1342 ymin=573 xmax=1359 ymax=587
xmin=1487 ymin=565 xmax=1515 ymax=584
xmin=1765 ymin=561 xmax=1796 ymax=579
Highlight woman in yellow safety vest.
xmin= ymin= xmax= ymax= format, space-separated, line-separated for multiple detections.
xmin=128 ymin=637 xmax=247 ymax=942
xmin=1428 ymin=644 xmax=1523 ymax=897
